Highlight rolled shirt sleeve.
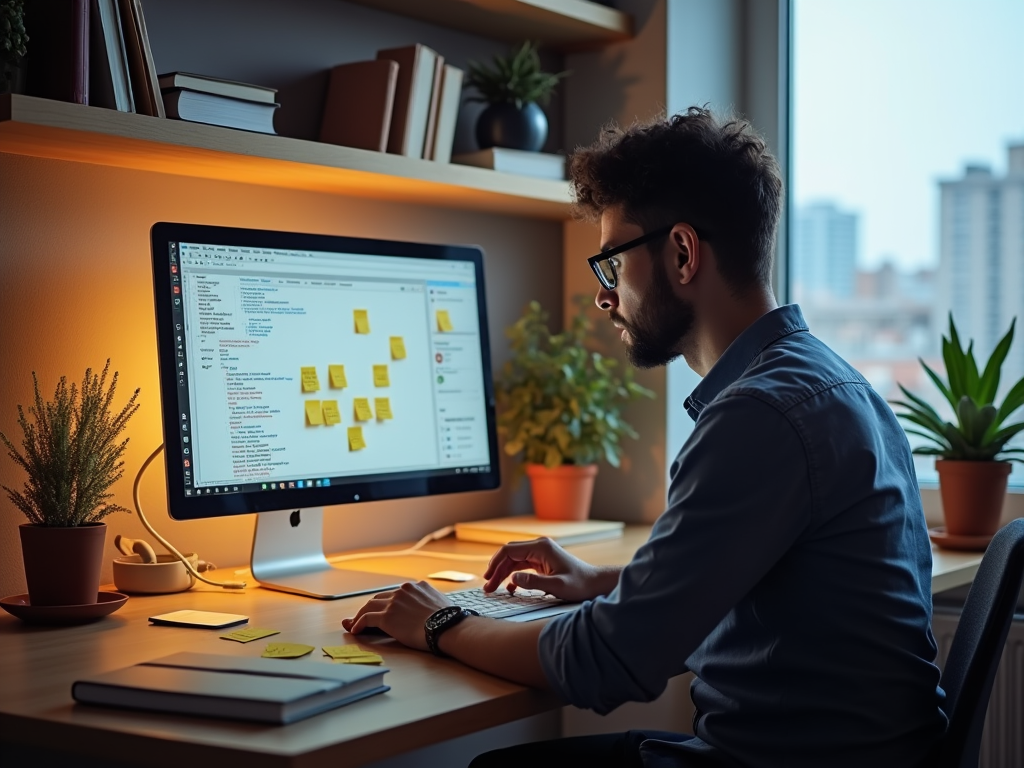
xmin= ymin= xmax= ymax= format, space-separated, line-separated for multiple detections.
xmin=538 ymin=394 xmax=813 ymax=714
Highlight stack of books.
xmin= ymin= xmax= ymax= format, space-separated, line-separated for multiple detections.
xmin=319 ymin=43 xmax=463 ymax=163
xmin=28 ymin=0 xmax=164 ymax=117
xmin=159 ymin=72 xmax=280 ymax=134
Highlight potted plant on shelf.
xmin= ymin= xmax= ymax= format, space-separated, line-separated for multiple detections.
xmin=466 ymin=40 xmax=568 ymax=153
xmin=0 ymin=0 xmax=29 ymax=95
xmin=891 ymin=314 xmax=1024 ymax=541
xmin=496 ymin=300 xmax=654 ymax=520
xmin=1 ymin=361 xmax=140 ymax=605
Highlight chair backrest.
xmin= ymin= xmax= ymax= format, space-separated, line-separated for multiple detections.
xmin=934 ymin=518 xmax=1024 ymax=768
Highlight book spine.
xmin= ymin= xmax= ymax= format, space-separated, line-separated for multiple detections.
xmin=73 ymin=0 xmax=90 ymax=104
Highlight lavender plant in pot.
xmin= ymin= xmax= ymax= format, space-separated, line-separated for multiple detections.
xmin=1 ymin=361 xmax=139 ymax=605
xmin=891 ymin=315 xmax=1024 ymax=540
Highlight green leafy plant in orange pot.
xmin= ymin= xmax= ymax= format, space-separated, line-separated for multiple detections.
xmin=496 ymin=300 xmax=654 ymax=520
xmin=1 ymin=361 xmax=139 ymax=605
xmin=891 ymin=315 xmax=1024 ymax=538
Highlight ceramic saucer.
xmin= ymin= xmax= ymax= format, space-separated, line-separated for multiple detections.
xmin=0 ymin=591 xmax=128 ymax=625
xmin=928 ymin=527 xmax=994 ymax=552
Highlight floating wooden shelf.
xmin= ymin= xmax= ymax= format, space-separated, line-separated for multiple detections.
xmin=0 ymin=95 xmax=572 ymax=219
xmin=349 ymin=0 xmax=633 ymax=49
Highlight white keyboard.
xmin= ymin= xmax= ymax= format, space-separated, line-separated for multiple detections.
xmin=448 ymin=587 xmax=565 ymax=619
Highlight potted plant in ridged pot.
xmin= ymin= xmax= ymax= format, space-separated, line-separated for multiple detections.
xmin=892 ymin=315 xmax=1024 ymax=543
xmin=1 ymin=361 xmax=139 ymax=605
xmin=496 ymin=300 xmax=654 ymax=520
xmin=466 ymin=40 xmax=568 ymax=152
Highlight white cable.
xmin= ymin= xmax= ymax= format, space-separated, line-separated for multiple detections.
xmin=326 ymin=526 xmax=491 ymax=564
xmin=133 ymin=444 xmax=247 ymax=589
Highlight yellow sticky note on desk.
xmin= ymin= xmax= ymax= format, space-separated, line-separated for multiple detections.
xmin=390 ymin=336 xmax=406 ymax=360
xmin=322 ymin=399 xmax=341 ymax=425
xmin=373 ymin=364 xmax=390 ymax=387
xmin=348 ymin=426 xmax=366 ymax=451
xmin=353 ymin=397 xmax=373 ymax=422
xmin=305 ymin=400 xmax=323 ymax=426
xmin=221 ymin=627 xmax=279 ymax=643
xmin=374 ymin=397 xmax=393 ymax=420
xmin=329 ymin=364 xmax=347 ymax=389
xmin=436 ymin=309 xmax=453 ymax=332
xmin=261 ymin=642 xmax=315 ymax=659
xmin=354 ymin=309 xmax=370 ymax=334
xmin=323 ymin=645 xmax=383 ymax=664
xmin=300 ymin=366 xmax=320 ymax=392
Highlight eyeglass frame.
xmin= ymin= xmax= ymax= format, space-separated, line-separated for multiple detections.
xmin=588 ymin=223 xmax=706 ymax=290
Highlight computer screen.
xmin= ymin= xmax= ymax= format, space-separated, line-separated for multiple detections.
xmin=151 ymin=223 xmax=500 ymax=523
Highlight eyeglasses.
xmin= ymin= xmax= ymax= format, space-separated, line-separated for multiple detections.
xmin=587 ymin=225 xmax=674 ymax=290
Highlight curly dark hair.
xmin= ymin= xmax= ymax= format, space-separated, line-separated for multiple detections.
xmin=569 ymin=107 xmax=783 ymax=291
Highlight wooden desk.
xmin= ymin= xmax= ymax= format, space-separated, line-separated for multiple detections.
xmin=0 ymin=527 xmax=981 ymax=768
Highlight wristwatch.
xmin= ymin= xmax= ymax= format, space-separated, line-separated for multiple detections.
xmin=425 ymin=605 xmax=479 ymax=656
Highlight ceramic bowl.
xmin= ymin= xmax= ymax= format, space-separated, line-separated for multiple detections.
xmin=112 ymin=553 xmax=197 ymax=594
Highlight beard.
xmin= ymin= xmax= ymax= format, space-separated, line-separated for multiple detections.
xmin=611 ymin=258 xmax=695 ymax=369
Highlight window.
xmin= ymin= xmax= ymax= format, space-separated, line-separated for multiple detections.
xmin=792 ymin=0 xmax=1024 ymax=486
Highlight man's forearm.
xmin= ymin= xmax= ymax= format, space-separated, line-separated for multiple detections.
xmin=437 ymin=616 xmax=551 ymax=688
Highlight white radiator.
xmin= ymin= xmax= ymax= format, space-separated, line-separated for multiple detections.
xmin=933 ymin=611 xmax=1024 ymax=768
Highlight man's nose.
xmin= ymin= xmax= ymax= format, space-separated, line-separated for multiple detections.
xmin=595 ymin=286 xmax=618 ymax=311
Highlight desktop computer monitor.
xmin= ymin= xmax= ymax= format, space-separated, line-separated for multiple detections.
xmin=151 ymin=222 xmax=499 ymax=598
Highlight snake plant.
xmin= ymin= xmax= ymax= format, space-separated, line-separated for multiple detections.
xmin=892 ymin=314 xmax=1024 ymax=463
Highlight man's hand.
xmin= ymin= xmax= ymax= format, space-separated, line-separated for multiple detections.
xmin=342 ymin=581 xmax=453 ymax=651
xmin=483 ymin=537 xmax=621 ymax=602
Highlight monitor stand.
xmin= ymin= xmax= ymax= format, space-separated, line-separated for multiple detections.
xmin=250 ymin=507 xmax=407 ymax=599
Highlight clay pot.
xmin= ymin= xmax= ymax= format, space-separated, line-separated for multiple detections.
xmin=526 ymin=464 xmax=598 ymax=521
xmin=936 ymin=460 xmax=1010 ymax=536
xmin=19 ymin=522 xmax=106 ymax=605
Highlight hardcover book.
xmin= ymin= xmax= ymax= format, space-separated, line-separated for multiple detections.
xmin=72 ymin=652 xmax=389 ymax=724
xmin=319 ymin=60 xmax=399 ymax=152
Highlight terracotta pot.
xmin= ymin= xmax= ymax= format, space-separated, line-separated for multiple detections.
xmin=526 ymin=464 xmax=598 ymax=521
xmin=19 ymin=522 xmax=106 ymax=606
xmin=936 ymin=460 xmax=1010 ymax=537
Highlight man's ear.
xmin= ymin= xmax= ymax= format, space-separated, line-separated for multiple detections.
xmin=669 ymin=224 xmax=700 ymax=285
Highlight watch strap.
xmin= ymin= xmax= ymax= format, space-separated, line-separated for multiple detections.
xmin=425 ymin=606 xmax=478 ymax=656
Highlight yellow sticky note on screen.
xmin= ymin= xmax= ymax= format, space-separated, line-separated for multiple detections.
xmin=305 ymin=400 xmax=323 ymax=426
xmin=436 ymin=309 xmax=453 ymax=332
xmin=329 ymin=364 xmax=347 ymax=388
xmin=354 ymin=309 xmax=370 ymax=334
xmin=348 ymin=426 xmax=366 ymax=451
xmin=322 ymin=400 xmax=341 ymax=425
xmin=373 ymin=364 xmax=390 ymax=387
xmin=262 ymin=642 xmax=315 ymax=659
xmin=390 ymin=336 xmax=406 ymax=360
xmin=374 ymin=397 xmax=393 ymax=420
xmin=353 ymin=397 xmax=373 ymax=422
xmin=301 ymin=366 xmax=320 ymax=392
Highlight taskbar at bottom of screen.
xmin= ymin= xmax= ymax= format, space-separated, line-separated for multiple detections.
xmin=186 ymin=465 xmax=493 ymax=497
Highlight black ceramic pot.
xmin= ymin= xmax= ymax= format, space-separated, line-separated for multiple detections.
xmin=476 ymin=101 xmax=547 ymax=152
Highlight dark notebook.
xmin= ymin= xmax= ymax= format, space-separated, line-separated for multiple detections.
xmin=72 ymin=652 xmax=389 ymax=724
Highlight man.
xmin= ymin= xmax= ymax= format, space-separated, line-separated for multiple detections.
xmin=343 ymin=108 xmax=947 ymax=767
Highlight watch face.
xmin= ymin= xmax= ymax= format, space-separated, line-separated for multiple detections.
xmin=427 ymin=606 xmax=462 ymax=630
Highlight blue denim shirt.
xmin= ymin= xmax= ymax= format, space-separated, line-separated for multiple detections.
xmin=539 ymin=305 xmax=947 ymax=768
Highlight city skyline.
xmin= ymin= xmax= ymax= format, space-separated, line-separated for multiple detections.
xmin=793 ymin=0 xmax=1024 ymax=271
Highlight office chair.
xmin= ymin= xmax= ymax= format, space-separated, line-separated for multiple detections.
xmin=929 ymin=518 xmax=1024 ymax=768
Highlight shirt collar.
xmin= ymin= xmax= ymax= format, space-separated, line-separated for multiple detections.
xmin=684 ymin=304 xmax=809 ymax=421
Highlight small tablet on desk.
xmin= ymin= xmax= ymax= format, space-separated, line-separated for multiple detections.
xmin=150 ymin=610 xmax=249 ymax=629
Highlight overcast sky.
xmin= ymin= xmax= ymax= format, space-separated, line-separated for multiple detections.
xmin=793 ymin=0 xmax=1024 ymax=271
